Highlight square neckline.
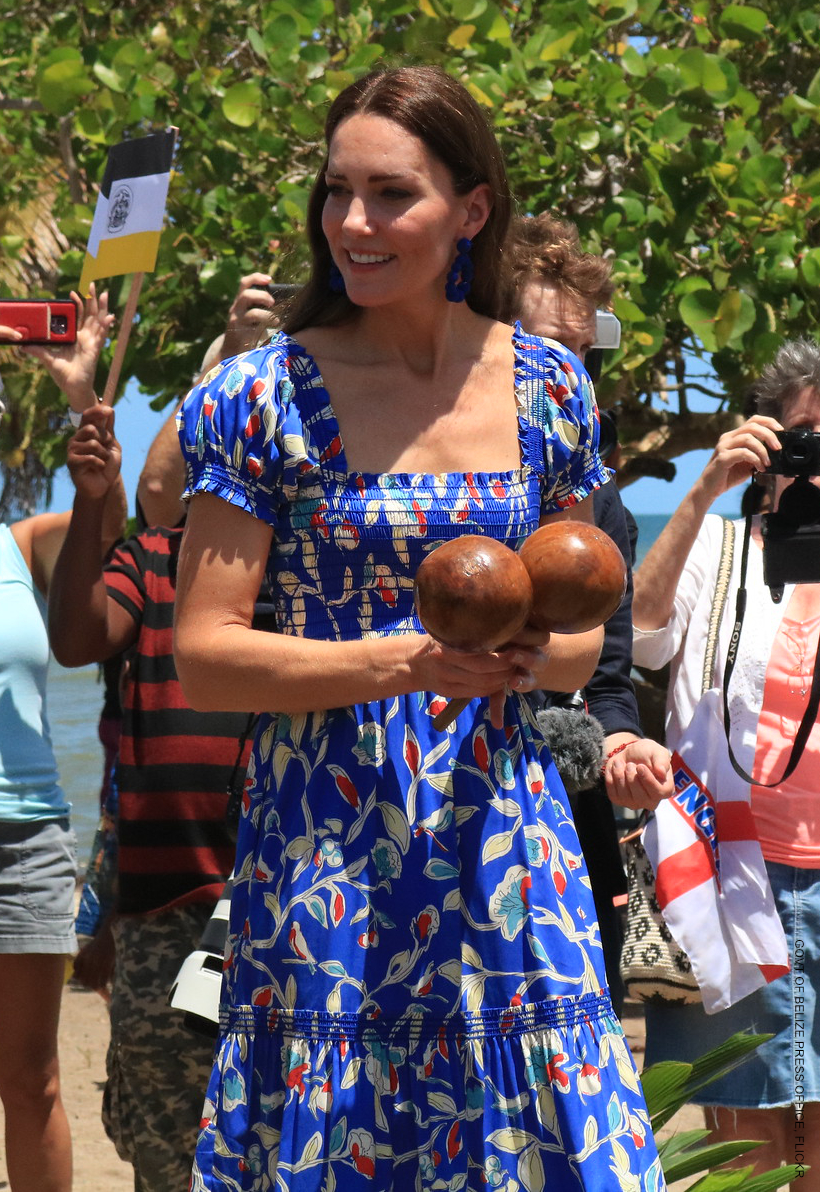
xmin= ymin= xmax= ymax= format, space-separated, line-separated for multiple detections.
xmin=275 ymin=322 xmax=535 ymax=487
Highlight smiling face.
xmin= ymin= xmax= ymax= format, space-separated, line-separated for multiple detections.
xmin=321 ymin=112 xmax=489 ymax=309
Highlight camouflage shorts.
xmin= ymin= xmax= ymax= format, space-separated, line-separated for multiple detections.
xmin=102 ymin=904 xmax=217 ymax=1192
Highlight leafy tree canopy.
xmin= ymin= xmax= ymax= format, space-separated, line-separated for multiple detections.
xmin=2 ymin=0 xmax=820 ymax=514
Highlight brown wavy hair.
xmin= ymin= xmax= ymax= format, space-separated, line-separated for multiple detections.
xmin=283 ymin=65 xmax=512 ymax=333
xmin=499 ymin=212 xmax=614 ymax=324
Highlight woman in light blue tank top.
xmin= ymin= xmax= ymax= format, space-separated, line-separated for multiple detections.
xmin=1 ymin=296 xmax=123 ymax=1191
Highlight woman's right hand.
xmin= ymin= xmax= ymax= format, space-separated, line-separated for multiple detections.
xmin=700 ymin=415 xmax=783 ymax=498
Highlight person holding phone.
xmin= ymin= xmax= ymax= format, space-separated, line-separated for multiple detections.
xmin=0 ymin=290 xmax=124 ymax=1192
xmin=174 ymin=65 xmax=664 ymax=1190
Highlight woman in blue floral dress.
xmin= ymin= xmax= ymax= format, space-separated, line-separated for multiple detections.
xmin=175 ymin=66 xmax=665 ymax=1192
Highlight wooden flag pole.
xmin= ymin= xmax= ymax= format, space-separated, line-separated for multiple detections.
xmin=101 ymin=271 xmax=145 ymax=405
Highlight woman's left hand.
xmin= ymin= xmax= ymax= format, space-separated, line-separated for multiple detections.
xmin=23 ymin=284 xmax=114 ymax=411
xmin=67 ymin=404 xmax=121 ymax=501
xmin=602 ymin=736 xmax=674 ymax=811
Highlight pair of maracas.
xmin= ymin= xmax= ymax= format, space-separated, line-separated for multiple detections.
xmin=413 ymin=521 xmax=627 ymax=730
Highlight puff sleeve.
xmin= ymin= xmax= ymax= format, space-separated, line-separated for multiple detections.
xmin=515 ymin=331 xmax=608 ymax=516
xmin=177 ymin=342 xmax=303 ymax=529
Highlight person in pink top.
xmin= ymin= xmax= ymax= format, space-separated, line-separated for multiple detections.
xmin=631 ymin=339 xmax=820 ymax=1186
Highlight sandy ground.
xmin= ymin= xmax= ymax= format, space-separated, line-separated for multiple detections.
xmin=0 ymin=985 xmax=703 ymax=1192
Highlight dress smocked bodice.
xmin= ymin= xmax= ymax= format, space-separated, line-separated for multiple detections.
xmin=181 ymin=324 xmax=605 ymax=643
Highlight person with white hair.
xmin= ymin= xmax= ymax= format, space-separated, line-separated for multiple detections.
xmin=632 ymin=339 xmax=820 ymax=1185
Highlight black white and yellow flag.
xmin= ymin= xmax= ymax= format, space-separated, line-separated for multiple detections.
xmin=79 ymin=130 xmax=176 ymax=295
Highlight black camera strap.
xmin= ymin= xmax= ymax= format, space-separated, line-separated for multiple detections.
xmin=722 ymin=509 xmax=820 ymax=787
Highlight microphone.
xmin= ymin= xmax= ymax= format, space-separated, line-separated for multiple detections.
xmin=536 ymin=706 xmax=605 ymax=794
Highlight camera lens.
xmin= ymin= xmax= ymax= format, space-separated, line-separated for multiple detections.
xmin=50 ymin=315 xmax=69 ymax=335
xmin=781 ymin=429 xmax=812 ymax=469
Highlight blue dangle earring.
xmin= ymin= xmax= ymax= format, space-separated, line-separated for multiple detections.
xmin=329 ymin=261 xmax=346 ymax=294
xmin=445 ymin=238 xmax=474 ymax=302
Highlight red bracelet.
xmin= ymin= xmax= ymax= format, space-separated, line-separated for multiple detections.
xmin=602 ymin=742 xmax=631 ymax=770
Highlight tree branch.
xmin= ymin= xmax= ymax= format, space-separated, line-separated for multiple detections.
xmin=0 ymin=95 xmax=45 ymax=112
xmin=58 ymin=116 xmax=85 ymax=204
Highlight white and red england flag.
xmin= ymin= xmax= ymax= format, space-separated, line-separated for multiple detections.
xmin=642 ymin=688 xmax=790 ymax=1013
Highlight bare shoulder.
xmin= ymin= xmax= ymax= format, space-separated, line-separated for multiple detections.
xmin=10 ymin=512 xmax=71 ymax=594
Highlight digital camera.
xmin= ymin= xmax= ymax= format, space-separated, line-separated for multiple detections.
xmin=764 ymin=427 xmax=820 ymax=478
xmin=761 ymin=429 xmax=820 ymax=598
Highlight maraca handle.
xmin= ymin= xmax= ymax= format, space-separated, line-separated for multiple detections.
xmin=432 ymin=697 xmax=470 ymax=732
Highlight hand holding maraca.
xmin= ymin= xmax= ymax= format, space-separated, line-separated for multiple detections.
xmin=414 ymin=521 xmax=627 ymax=730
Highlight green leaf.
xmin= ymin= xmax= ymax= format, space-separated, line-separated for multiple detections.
xmin=664 ymin=1140 xmax=763 ymax=1184
xmin=448 ymin=24 xmax=476 ymax=48
xmin=92 ymin=62 xmax=127 ymax=92
xmin=740 ymin=1168 xmax=805 ymax=1192
xmin=655 ymin=1128 xmax=712 ymax=1160
xmin=687 ymin=1165 xmax=802 ymax=1192
xmin=612 ymin=295 xmax=645 ymax=323
xmin=452 ymin=0 xmax=487 ymax=18
xmin=221 ymin=81 xmax=263 ymax=128
xmin=262 ymin=13 xmax=301 ymax=59
xmin=599 ymin=0 xmax=638 ymax=23
xmin=679 ymin=289 xmax=721 ymax=351
xmin=653 ymin=107 xmax=694 ymax=141
xmin=576 ymin=124 xmax=600 ymax=151
xmin=643 ymin=1032 xmax=773 ymax=1132
xmin=677 ymin=47 xmax=737 ymax=100
xmin=714 ymin=290 xmax=755 ymax=349
xmin=739 ymin=153 xmax=786 ymax=196
xmin=800 ymin=248 xmax=820 ymax=288
xmin=539 ymin=29 xmax=577 ymax=61
xmin=247 ymin=27 xmax=270 ymax=63
xmin=807 ymin=66 xmax=820 ymax=106
xmin=37 ymin=50 xmax=95 ymax=114
xmin=621 ymin=44 xmax=647 ymax=77
xmin=718 ymin=5 xmax=768 ymax=40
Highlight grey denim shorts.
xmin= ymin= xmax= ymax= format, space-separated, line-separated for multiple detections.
xmin=0 ymin=817 xmax=77 ymax=954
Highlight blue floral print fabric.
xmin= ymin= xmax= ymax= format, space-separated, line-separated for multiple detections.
xmin=178 ymin=325 xmax=666 ymax=1192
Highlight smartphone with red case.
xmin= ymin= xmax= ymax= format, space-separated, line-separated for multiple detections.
xmin=0 ymin=299 xmax=78 ymax=344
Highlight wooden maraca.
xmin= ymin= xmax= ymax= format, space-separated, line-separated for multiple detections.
xmin=413 ymin=536 xmax=533 ymax=730
xmin=415 ymin=522 xmax=626 ymax=731
xmin=519 ymin=520 xmax=627 ymax=634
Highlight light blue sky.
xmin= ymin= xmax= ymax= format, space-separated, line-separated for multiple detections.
xmin=44 ymin=377 xmax=743 ymax=521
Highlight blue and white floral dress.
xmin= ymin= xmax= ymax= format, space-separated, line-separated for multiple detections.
xmin=178 ymin=325 xmax=665 ymax=1192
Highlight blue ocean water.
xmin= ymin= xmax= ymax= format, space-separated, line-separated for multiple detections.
xmin=47 ymin=512 xmax=671 ymax=862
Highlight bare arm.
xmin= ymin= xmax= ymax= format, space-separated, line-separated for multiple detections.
xmin=10 ymin=449 xmax=127 ymax=603
xmin=632 ymin=415 xmax=782 ymax=630
xmin=48 ymin=406 xmax=137 ymax=666
xmin=135 ymin=402 xmax=186 ymax=529
xmin=173 ymin=492 xmax=600 ymax=716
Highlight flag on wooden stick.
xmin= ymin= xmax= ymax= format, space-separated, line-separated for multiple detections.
xmin=79 ymin=129 xmax=175 ymax=296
